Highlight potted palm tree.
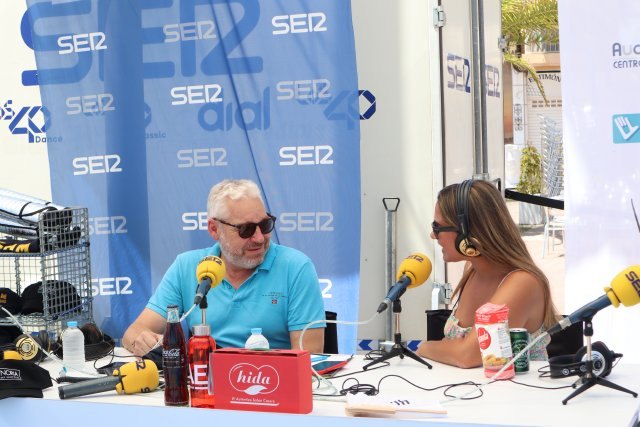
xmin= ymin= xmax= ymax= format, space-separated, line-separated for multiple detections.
xmin=516 ymin=144 xmax=543 ymax=225
xmin=502 ymin=0 xmax=557 ymax=225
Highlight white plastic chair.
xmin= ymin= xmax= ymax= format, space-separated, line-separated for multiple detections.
xmin=542 ymin=207 xmax=565 ymax=257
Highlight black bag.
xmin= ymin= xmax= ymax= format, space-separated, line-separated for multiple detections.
xmin=425 ymin=309 xmax=452 ymax=341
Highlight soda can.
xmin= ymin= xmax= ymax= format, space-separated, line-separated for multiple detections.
xmin=510 ymin=328 xmax=530 ymax=373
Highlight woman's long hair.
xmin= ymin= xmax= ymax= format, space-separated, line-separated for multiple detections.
xmin=438 ymin=180 xmax=559 ymax=328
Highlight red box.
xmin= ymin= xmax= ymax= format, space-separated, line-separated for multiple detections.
xmin=212 ymin=348 xmax=312 ymax=414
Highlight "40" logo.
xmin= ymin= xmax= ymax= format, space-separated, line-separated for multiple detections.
xmin=0 ymin=100 xmax=51 ymax=143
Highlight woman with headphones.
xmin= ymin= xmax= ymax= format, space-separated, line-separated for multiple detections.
xmin=416 ymin=180 xmax=560 ymax=368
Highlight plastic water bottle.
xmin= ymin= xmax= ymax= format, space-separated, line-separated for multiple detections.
xmin=244 ymin=328 xmax=269 ymax=350
xmin=62 ymin=321 xmax=85 ymax=371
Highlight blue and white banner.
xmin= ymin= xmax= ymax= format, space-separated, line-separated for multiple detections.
xmin=559 ymin=0 xmax=640 ymax=361
xmin=25 ymin=0 xmax=360 ymax=353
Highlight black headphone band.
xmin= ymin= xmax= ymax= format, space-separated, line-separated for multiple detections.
xmin=455 ymin=180 xmax=480 ymax=257
xmin=456 ymin=180 xmax=473 ymax=238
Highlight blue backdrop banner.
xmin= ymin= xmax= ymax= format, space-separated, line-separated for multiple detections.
xmin=25 ymin=0 xmax=360 ymax=353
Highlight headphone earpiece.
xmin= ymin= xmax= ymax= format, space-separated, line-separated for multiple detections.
xmin=547 ymin=341 xmax=620 ymax=378
xmin=455 ymin=180 xmax=480 ymax=257
xmin=11 ymin=330 xmax=56 ymax=363
xmin=458 ymin=239 xmax=481 ymax=257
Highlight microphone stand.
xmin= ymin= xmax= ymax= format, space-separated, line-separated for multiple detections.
xmin=562 ymin=316 xmax=637 ymax=405
xmin=363 ymin=298 xmax=432 ymax=370
xmin=200 ymin=295 xmax=208 ymax=324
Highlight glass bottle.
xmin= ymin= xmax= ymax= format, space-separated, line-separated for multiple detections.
xmin=162 ymin=304 xmax=188 ymax=406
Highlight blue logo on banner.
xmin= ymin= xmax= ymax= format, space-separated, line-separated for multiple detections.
xmin=0 ymin=100 xmax=52 ymax=143
xmin=613 ymin=114 xmax=640 ymax=143
xmin=359 ymin=90 xmax=376 ymax=120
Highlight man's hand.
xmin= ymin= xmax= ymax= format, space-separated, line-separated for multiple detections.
xmin=122 ymin=308 xmax=167 ymax=356
xmin=129 ymin=330 xmax=163 ymax=357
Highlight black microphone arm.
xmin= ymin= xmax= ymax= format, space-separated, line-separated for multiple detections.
xmin=193 ymin=276 xmax=213 ymax=305
xmin=377 ymin=275 xmax=412 ymax=313
xmin=546 ymin=294 xmax=612 ymax=336
xmin=58 ymin=375 xmax=122 ymax=399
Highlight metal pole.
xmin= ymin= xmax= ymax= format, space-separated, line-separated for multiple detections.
xmin=382 ymin=198 xmax=400 ymax=343
xmin=471 ymin=0 xmax=490 ymax=179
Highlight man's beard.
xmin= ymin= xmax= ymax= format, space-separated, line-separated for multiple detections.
xmin=218 ymin=233 xmax=268 ymax=270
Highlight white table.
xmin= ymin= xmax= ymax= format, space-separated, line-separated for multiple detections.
xmin=0 ymin=353 xmax=638 ymax=427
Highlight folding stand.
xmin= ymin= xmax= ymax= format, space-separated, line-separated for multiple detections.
xmin=363 ymin=299 xmax=432 ymax=370
xmin=562 ymin=316 xmax=637 ymax=405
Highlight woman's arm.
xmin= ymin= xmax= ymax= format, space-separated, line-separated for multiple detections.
xmin=416 ymin=330 xmax=482 ymax=368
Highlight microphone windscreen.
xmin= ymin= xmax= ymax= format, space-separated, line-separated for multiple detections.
xmin=606 ymin=265 xmax=640 ymax=307
xmin=396 ymin=253 xmax=432 ymax=289
xmin=114 ymin=360 xmax=159 ymax=394
xmin=196 ymin=255 xmax=226 ymax=288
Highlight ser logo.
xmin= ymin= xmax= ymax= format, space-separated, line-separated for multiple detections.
xmin=177 ymin=148 xmax=228 ymax=168
xmin=279 ymin=145 xmax=333 ymax=166
xmin=58 ymin=32 xmax=107 ymax=55
xmin=0 ymin=100 xmax=52 ymax=143
xmin=447 ymin=53 xmax=471 ymax=93
xmin=276 ymin=79 xmax=331 ymax=102
xmin=446 ymin=54 xmax=500 ymax=98
xmin=485 ymin=64 xmax=500 ymax=98
xmin=279 ymin=212 xmax=334 ymax=232
xmin=91 ymin=277 xmax=133 ymax=296
xmin=171 ymin=84 xmax=223 ymax=106
xmin=626 ymin=270 xmax=640 ymax=295
xmin=163 ymin=20 xmax=216 ymax=43
xmin=66 ymin=93 xmax=115 ymax=116
xmin=72 ymin=154 xmax=122 ymax=175
xmin=88 ymin=216 xmax=128 ymax=235
xmin=272 ymin=12 xmax=327 ymax=35
xmin=182 ymin=211 xmax=208 ymax=231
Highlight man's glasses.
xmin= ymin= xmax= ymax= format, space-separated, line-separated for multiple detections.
xmin=431 ymin=221 xmax=457 ymax=237
xmin=215 ymin=214 xmax=277 ymax=239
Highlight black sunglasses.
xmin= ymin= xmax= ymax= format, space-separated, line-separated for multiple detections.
xmin=215 ymin=214 xmax=276 ymax=239
xmin=431 ymin=221 xmax=457 ymax=237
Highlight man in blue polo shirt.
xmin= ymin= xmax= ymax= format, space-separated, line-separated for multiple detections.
xmin=123 ymin=179 xmax=326 ymax=355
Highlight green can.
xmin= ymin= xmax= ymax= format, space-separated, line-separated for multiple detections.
xmin=510 ymin=328 xmax=529 ymax=373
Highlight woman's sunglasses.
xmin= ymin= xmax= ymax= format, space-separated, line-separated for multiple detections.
xmin=431 ymin=221 xmax=457 ymax=237
xmin=216 ymin=214 xmax=277 ymax=239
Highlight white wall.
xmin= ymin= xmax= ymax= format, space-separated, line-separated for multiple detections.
xmin=351 ymin=0 xmax=438 ymax=346
xmin=0 ymin=3 xmax=50 ymax=200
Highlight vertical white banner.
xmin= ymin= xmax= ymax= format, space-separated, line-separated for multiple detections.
xmin=559 ymin=0 xmax=640 ymax=361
